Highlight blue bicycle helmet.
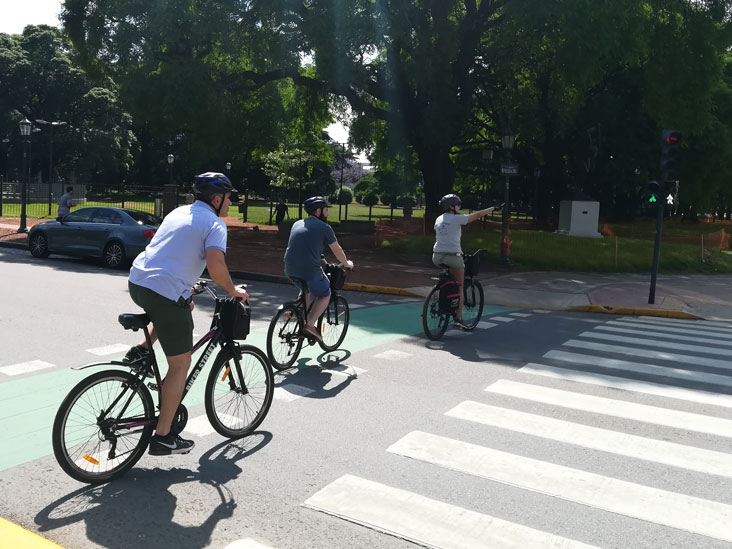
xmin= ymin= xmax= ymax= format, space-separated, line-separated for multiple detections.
xmin=304 ymin=196 xmax=330 ymax=215
xmin=193 ymin=172 xmax=236 ymax=201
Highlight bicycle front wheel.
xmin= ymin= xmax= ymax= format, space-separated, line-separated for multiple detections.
xmin=422 ymin=286 xmax=448 ymax=340
xmin=52 ymin=369 xmax=155 ymax=484
xmin=266 ymin=305 xmax=304 ymax=370
xmin=205 ymin=345 xmax=274 ymax=438
xmin=319 ymin=295 xmax=350 ymax=351
xmin=461 ymin=279 xmax=484 ymax=330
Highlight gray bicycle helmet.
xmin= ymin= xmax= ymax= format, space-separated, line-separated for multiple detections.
xmin=304 ymin=196 xmax=330 ymax=215
xmin=439 ymin=193 xmax=461 ymax=211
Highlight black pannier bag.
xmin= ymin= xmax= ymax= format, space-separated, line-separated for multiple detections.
xmin=438 ymin=274 xmax=461 ymax=314
xmin=464 ymin=253 xmax=480 ymax=278
xmin=324 ymin=263 xmax=347 ymax=290
xmin=217 ymin=299 xmax=251 ymax=340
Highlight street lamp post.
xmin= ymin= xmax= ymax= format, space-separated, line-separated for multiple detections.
xmin=35 ymin=119 xmax=68 ymax=216
xmin=500 ymin=130 xmax=515 ymax=265
xmin=1 ymin=137 xmax=9 ymax=217
xmin=226 ymin=162 xmax=231 ymax=174
xmin=167 ymin=154 xmax=174 ymax=185
xmin=18 ymin=118 xmax=31 ymax=233
xmin=337 ymin=142 xmax=346 ymax=220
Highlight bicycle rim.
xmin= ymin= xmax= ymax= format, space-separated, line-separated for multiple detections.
xmin=266 ymin=306 xmax=303 ymax=370
xmin=461 ymin=280 xmax=484 ymax=329
xmin=422 ymin=287 xmax=448 ymax=340
xmin=319 ymin=295 xmax=349 ymax=351
xmin=205 ymin=346 xmax=274 ymax=438
xmin=52 ymin=370 xmax=154 ymax=484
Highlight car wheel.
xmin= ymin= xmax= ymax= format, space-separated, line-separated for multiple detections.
xmin=102 ymin=241 xmax=126 ymax=268
xmin=29 ymin=232 xmax=50 ymax=258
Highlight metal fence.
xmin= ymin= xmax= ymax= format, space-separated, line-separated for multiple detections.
xmin=0 ymin=181 xmax=168 ymax=219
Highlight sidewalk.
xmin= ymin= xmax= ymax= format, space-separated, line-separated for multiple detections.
xmin=2 ymin=218 xmax=732 ymax=320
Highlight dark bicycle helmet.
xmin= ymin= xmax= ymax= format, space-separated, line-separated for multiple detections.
xmin=193 ymin=172 xmax=236 ymax=202
xmin=304 ymin=196 xmax=330 ymax=215
xmin=439 ymin=193 xmax=462 ymax=211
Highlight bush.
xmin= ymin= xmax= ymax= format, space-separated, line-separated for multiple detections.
xmin=362 ymin=192 xmax=379 ymax=207
xmin=337 ymin=187 xmax=353 ymax=205
xmin=397 ymin=194 xmax=417 ymax=207
xmin=380 ymin=192 xmax=398 ymax=207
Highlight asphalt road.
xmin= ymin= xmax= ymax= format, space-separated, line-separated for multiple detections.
xmin=2 ymin=248 xmax=732 ymax=549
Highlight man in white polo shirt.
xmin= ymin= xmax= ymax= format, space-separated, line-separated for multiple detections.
xmin=125 ymin=172 xmax=248 ymax=455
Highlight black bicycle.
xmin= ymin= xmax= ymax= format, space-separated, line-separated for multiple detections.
xmin=52 ymin=280 xmax=274 ymax=484
xmin=266 ymin=263 xmax=350 ymax=370
xmin=422 ymin=249 xmax=485 ymax=340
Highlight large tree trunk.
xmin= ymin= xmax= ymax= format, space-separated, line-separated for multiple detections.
xmin=415 ymin=145 xmax=454 ymax=233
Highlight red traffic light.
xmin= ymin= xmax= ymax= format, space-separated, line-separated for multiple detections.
xmin=662 ymin=130 xmax=681 ymax=146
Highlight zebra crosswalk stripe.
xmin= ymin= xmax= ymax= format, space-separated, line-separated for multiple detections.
xmin=605 ymin=319 xmax=732 ymax=340
xmin=485 ymin=379 xmax=732 ymax=438
xmin=544 ymin=350 xmax=732 ymax=389
xmin=519 ymin=362 xmax=732 ymax=409
xmin=563 ymin=339 xmax=732 ymax=371
xmin=304 ymin=474 xmax=598 ymax=549
xmin=594 ymin=325 xmax=732 ymax=347
xmin=578 ymin=331 xmax=732 ymax=357
xmin=446 ymin=400 xmax=732 ymax=479
xmin=631 ymin=315 xmax=732 ymax=330
xmin=387 ymin=431 xmax=732 ymax=543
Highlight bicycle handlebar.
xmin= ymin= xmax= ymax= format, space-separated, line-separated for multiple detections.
xmin=192 ymin=280 xmax=248 ymax=301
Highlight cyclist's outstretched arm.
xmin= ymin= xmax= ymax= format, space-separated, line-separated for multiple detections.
xmin=328 ymin=241 xmax=354 ymax=269
xmin=206 ymin=249 xmax=249 ymax=300
xmin=467 ymin=205 xmax=498 ymax=224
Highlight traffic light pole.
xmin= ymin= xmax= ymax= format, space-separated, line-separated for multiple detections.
xmin=648 ymin=196 xmax=664 ymax=304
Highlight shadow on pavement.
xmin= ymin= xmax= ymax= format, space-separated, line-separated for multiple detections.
xmin=273 ymin=348 xmax=358 ymax=400
xmin=34 ymin=433 xmax=272 ymax=549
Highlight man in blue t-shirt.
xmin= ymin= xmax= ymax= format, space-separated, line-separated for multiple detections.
xmin=124 ymin=172 xmax=248 ymax=456
xmin=284 ymin=196 xmax=353 ymax=342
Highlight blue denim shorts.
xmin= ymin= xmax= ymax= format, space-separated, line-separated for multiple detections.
xmin=287 ymin=269 xmax=331 ymax=297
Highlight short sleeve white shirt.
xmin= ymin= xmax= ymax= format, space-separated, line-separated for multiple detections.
xmin=433 ymin=213 xmax=469 ymax=254
xmin=129 ymin=201 xmax=227 ymax=301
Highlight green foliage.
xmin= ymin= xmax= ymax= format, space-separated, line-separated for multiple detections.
xmin=337 ymin=187 xmax=353 ymax=205
xmin=362 ymin=192 xmax=379 ymax=207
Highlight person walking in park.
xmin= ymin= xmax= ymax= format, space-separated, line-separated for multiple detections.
xmin=274 ymin=199 xmax=289 ymax=232
xmin=57 ymin=186 xmax=74 ymax=219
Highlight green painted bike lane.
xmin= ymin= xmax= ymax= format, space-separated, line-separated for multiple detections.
xmin=0 ymin=302 xmax=515 ymax=472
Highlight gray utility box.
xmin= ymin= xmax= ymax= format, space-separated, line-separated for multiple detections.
xmin=557 ymin=200 xmax=602 ymax=238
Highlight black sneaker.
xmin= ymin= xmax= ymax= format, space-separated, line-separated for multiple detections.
xmin=148 ymin=432 xmax=195 ymax=456
xmin=123 ymin=344 xmax=153 ymax=378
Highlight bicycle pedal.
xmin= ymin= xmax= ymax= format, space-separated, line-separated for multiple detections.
xmin=147 ymin=382 xmax=160 ymax=392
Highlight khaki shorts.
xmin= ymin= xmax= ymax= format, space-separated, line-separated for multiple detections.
xmin=432 ymin=252 xmax=464 ymax=271
xmin=128 ymin=281 xmax=194 ymax=356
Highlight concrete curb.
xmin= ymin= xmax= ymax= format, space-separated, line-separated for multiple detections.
xmin=0 ymin=518 xmax=63 ymax=548
xmin=0 ymin=240 xmax=27 ymax=251
xmin=565 ymin=304 xmax=704 ymax=319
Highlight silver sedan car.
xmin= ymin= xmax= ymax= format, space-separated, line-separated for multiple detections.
xmin=28 ymin=206 xmax=161 ymax=268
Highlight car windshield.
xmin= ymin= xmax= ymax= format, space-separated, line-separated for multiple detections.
xmin=124 ymin=210 xmax=161 ymax=227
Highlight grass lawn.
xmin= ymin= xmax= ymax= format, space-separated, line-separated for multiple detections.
xmin=382 ymin=226 xmax=732 ymax=273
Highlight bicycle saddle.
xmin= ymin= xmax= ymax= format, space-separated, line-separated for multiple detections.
xmin=118 ymin=313 xmax=151 ymax=331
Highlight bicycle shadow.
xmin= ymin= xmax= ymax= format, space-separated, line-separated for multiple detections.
xmin=34 ymin=432 xmax=272 ymax=549
xmin=273 ymin=349 xmax=359 ymax=400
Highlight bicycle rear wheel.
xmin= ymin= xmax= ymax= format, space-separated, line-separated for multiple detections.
xmin=52 ymin=369 xmax=155 ymax=484
xmin=461 ymin=279 xmax=484 ymax=330
xmin=205 ymin=345 xmax=274 ymax=438
xmin=422 ymin=286 xmax=449 ymax=340
xmin=266 ymin=305 xmax=304 ymax=370
xmin=319 ymin=295 xmax=350 ymax=351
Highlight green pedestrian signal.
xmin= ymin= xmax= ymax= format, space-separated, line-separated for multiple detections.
xmin=649 ymin=194 xmax=657 ymax=203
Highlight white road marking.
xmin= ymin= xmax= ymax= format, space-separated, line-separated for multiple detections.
xmin=347 ymin=303 xmax=365 ymax=309
xmin=532 ymin=309 xmax=552 ymax=314
xmin=447 ymin=401 xmax=732 ymax=479
xmin=544 ymin=350 xmax=732 ymax=388
xmin=367 ymin=300 xmax=390 ymax=305
xmin=85 ymin=343 xmax=131 ymax=356
xmin=563 ymin=339 xmax=732 ymax=371
xmin=273 ymin=384 xmax=314 ymax=402
xmin=388 ymin=431 xmax=732 ymax=543
xmin=489 ymin=316 xmax=515 ymax=322
xmin=594 ymin=325 xmax=732 ymax=346
xmin=185 ymin=414 xmax=217 ymax=437
xmin=477 ymin=321 xmax=498 ymax=329
xmin=485 ymin=380 xmax=732 ymax=438
xmin=509 ymin=312 xmax=532 ymax=317
xmin=304 ymin=474 xmax=597 ymax=549
xmin=578 ymin=331 xmax=732 ymax=356
xmin=321 ymin=364 xmax=367 ymax=377
xmin=520 ymin=362 xmax=732 ymax=409
xmin=224 ymin=538 xmax=275 ymax=549
xmin=633 ymin=315 xmax=732 ymax=330
xmin=0 ymin=360 xmax=55 ymax=376
xmin=373 ymin=350 xmax=412 ymax=361
xmin=606 ymin=319 xmax=732 ymax=340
